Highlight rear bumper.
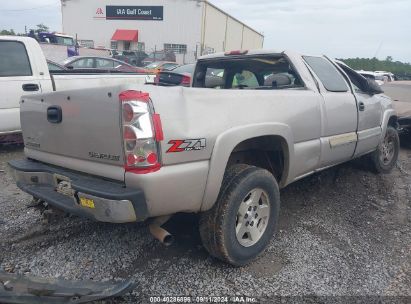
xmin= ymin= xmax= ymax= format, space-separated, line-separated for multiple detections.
xmin=8 ymin=158 xmax=148 ymax=223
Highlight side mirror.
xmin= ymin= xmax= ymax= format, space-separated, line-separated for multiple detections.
xmin=66 ymin=65 xmax=74 ymax=70
xmin=366 ymin=79 xmax=384 ymax=95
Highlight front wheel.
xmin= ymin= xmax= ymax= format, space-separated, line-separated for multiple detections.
xmin=199 ymin=165 xmax=280 ymax=266
xmin=370 ymin=126 xmax=400 ymax=173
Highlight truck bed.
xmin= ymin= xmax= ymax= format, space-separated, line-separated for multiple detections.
xmin=50 ymin=71 xmax=147 ymax=91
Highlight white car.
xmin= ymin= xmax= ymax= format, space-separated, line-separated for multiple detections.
xmin=357 ymin=70 xmax=385 ymax=86
xmin=375 ymin=71 xmax=395 ymax=82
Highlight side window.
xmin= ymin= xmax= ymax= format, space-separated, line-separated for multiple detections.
xmin=303 ymin=56 xmax=349 ymax=92
xmin=263 ymin=72 xmax=296 ymax=88
xmin=96 ymin=58 xmax=115 ymax=68
xmin=0 ymin=41 xmax=32 ymax=77
xmin=71 ymin=58 xmax=94 ymax=68
xmin=232 ymin=70 xmax=259 ymax=88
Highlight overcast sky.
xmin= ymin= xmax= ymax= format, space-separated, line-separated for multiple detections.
xmin=0 ymin=0 xmax=410 ymax=62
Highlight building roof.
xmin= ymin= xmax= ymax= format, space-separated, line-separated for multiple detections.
xmin=203 ymin=0 xmax=264 ymax=38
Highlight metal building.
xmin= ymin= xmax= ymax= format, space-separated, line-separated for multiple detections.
xmin=60 ymin=0 xmax=264 ymax=63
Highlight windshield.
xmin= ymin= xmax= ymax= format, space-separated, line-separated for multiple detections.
xmin=173 ymin=64 xmax=195 ymax=74
xmin=62 ymin=58 xmax=76 ymax=65
xmin=47 ymin=62 xmax=64 ymax=71
xmin=146 ymin=62 xmax=161 ymax=69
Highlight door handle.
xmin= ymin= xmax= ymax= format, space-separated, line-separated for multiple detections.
xmin=47 ymin=106 xmax=63 ymax=124
xmin=358 ymin=102 xmax=365 ymax=111
xmin=22 ymin=83 xmax=39 ymax=91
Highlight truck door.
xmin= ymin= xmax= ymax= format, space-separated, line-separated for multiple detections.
xmin=303 ymin=56 xmax=358 ymax=167
xmin=335 ymin=62 xmax=383 ymax=156
xmin=0 ymin=40 xmax=42 ymax=134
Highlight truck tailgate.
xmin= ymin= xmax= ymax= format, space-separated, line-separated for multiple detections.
xmin=20 ymin=86 xmax=125 ymax=180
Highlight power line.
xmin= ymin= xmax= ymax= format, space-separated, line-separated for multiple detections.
xmin=0 ymin=3 xmax=60 ymax=12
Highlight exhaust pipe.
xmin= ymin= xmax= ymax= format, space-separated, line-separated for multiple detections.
xmin=149 ymin=216 xmax=174 ymax=246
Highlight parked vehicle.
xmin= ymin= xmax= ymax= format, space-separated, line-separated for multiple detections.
xmin=144 ymin=62 xmax=180 ymax=83
xmin=142 ymin=50 xmax=176 ymax=66
xmin=9 ymin=49 xmax=399 ymax=266
xmin=0 ymin=36 xmax=148 ymax=141
xmin=113 ymin=50 xmax=148 ymax=67
xmin=36 ymin=31 xmax=78 ymax=57
xmin=375 ymin=71 xmax=395 ymax=82
xmin=357 ymin=70 xmax=385 ymax=85
xmin=152 ymin=63 xmax=195 ymax=86
xmin=62 ymin=56 xmax=147 ymax=73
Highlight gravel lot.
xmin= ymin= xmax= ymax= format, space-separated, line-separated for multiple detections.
xmin=0 ymin=83 xmax=410 ymax=303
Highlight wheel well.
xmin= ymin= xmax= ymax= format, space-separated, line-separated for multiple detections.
xmin=226 ymin=135 xmax=289 ymax=184
xmin=388 ymin=115 xmax=398 ymax=128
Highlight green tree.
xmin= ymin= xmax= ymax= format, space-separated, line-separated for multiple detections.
xmin=31 ymin=23 xmax=49 ymax=34
xmin=339 ymin=57 xmax=411 ymax=80
xmin=0 ymin=29 xmax=16 ymax=35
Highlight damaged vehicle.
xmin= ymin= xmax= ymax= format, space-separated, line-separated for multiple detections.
xmin=0 ymin=271 xmax=134 ymax=304
xmin=9 ymin=49 xmax=399 ymax=266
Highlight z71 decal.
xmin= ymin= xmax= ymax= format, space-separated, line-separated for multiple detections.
xmin=167 ymin=139 xmax=206 ymax=153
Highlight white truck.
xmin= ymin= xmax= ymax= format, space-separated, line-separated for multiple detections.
xmin=0 ymin=36 xmax=147 ymax=143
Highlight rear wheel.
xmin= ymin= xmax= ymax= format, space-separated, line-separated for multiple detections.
xmin=200 ymin=165 xmax=280 ymax=266
xmin=370 ymin=126 xmax=400 ymax=173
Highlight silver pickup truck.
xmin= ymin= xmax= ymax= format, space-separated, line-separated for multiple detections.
xmin=9 ymin=49 xmax=399 ymax=266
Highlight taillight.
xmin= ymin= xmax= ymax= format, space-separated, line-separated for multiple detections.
xmin=181 ymin=75 xmax=191 ymax=87
xmin=154 ymin=73 xmax=160 ymax=84
xmin=120 ymin=90 xmax=163 ymax=174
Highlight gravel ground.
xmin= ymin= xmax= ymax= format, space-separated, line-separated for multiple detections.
xmin=1 ymin=147 xmax=410 ymax=303
xmin=1 ymin=85 xmax=410 ymax=303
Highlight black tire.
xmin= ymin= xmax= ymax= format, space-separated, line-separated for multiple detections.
xmin=370 ymin=126 xmax=400 ymax=173
xmin=199 ymin=164 xmax=280 ymax=266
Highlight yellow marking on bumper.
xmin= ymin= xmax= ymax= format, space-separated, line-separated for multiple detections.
xmin=79 ymin=197 xmax=95 ymax=209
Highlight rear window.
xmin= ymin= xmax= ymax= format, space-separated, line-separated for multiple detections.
xmin=303 ymin=56 xmax=348 ymax=92
xmin=193 ymin=55 xmax=304 ymax=90
xmin=0 ymin=41 xmax=32 ymax=77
